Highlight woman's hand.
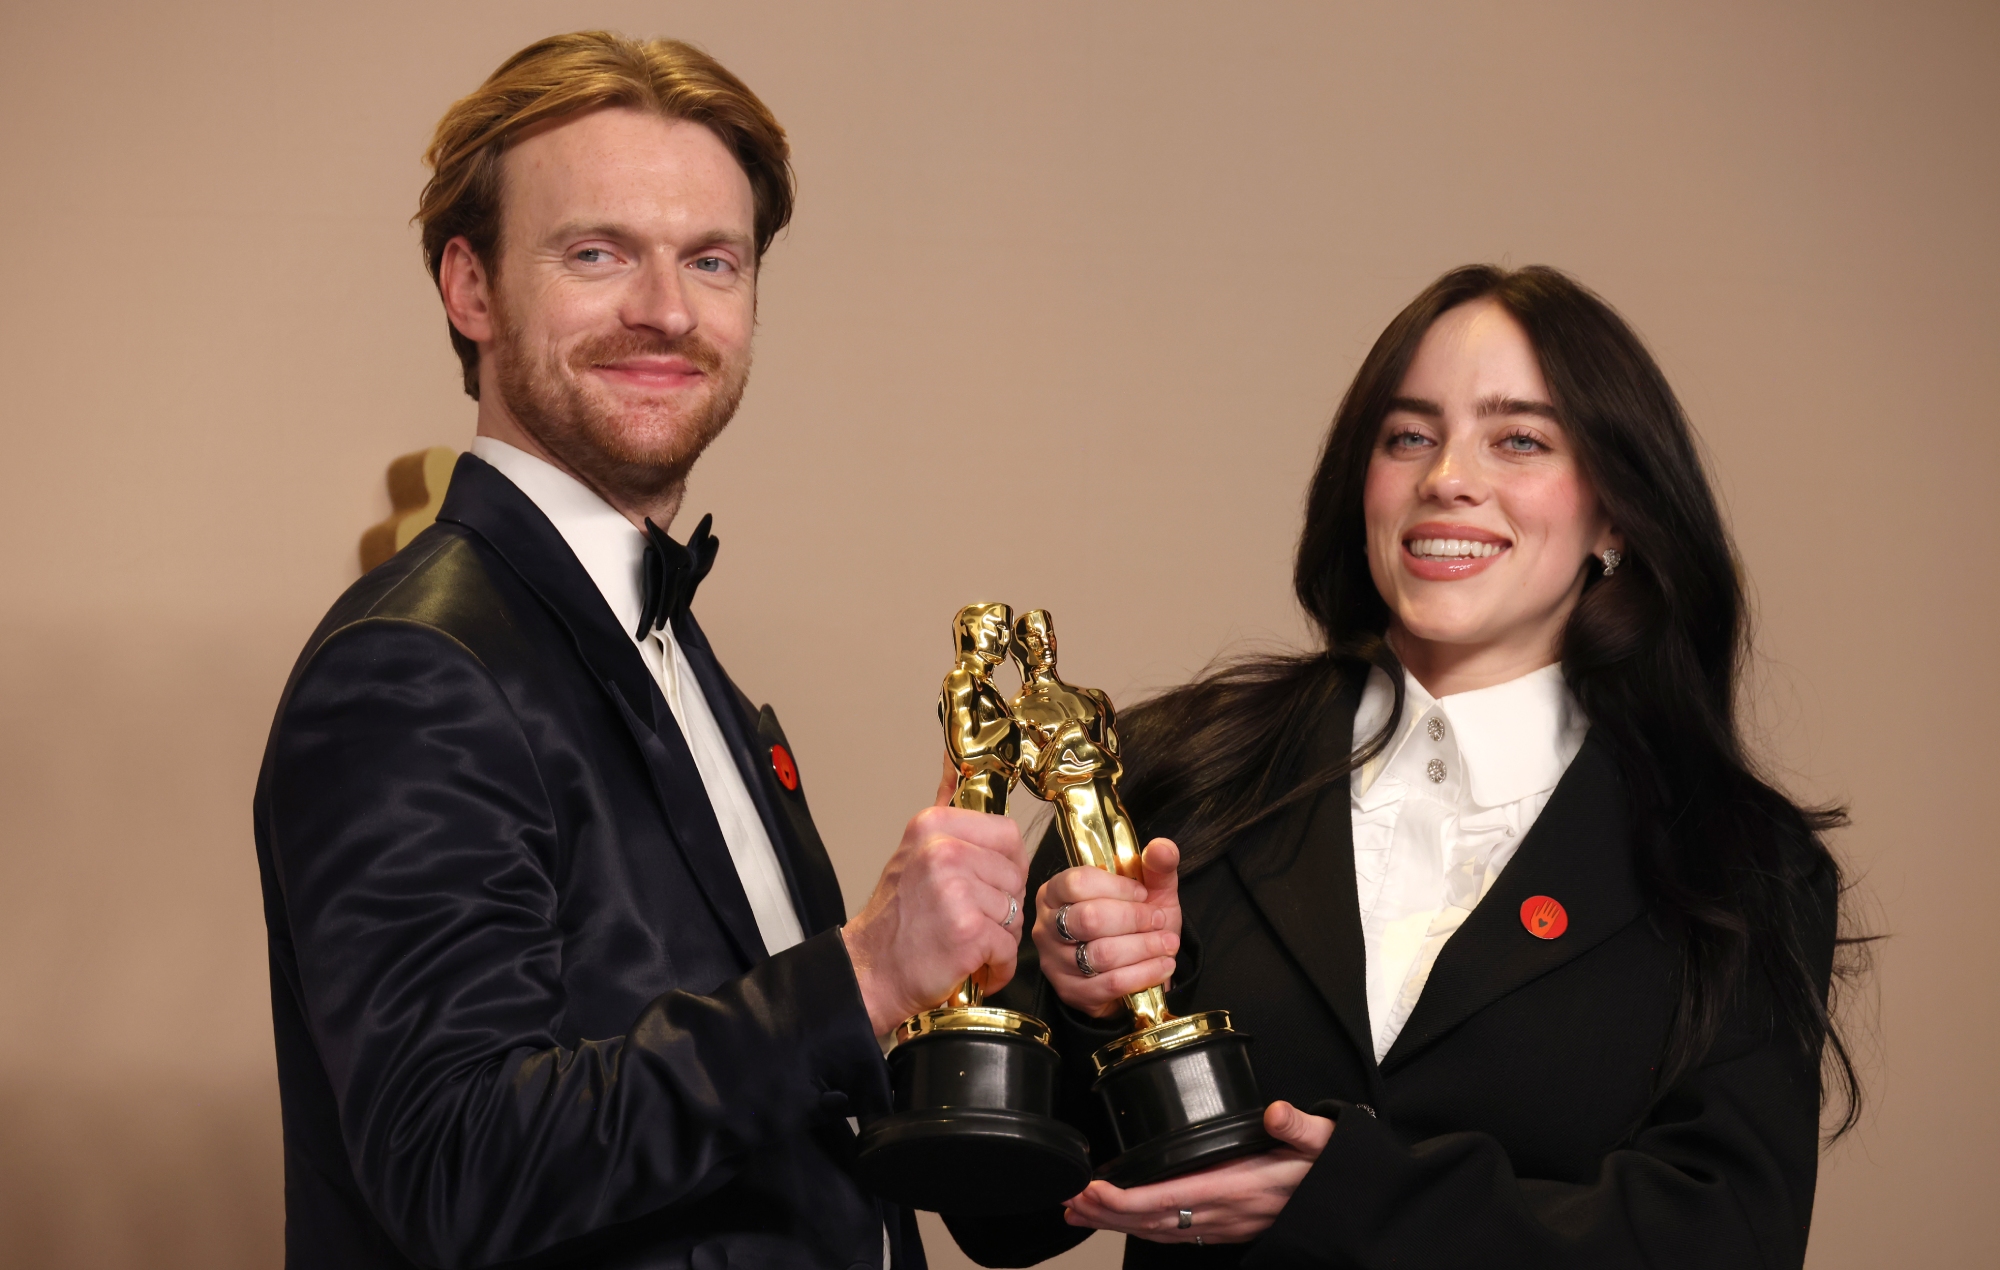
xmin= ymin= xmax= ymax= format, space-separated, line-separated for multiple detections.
xmin=1063 ymin=1102 xmax=1334 ymax=1244
xmin=1032 ymin=839 xmax=1182 ymax=1018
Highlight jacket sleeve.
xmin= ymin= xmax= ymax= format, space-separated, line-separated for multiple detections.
xmin=1249 ymin=937 xmax=1832 ymax=1270
xmin=262 ymin=619 xmax=885 ymax=1269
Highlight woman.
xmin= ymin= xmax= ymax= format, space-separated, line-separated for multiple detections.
xmin=945 ymin=265 xmax=1858 ymax=1268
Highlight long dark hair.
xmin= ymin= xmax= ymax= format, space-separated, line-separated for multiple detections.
xmin=1118 ymin=264 xmax=1863 ymax=1135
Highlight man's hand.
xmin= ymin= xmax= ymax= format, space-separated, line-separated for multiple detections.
xmin=841 ymin=774 xmax=1029 ymax=1036
xmin=1062 ymin=1101 xmax=1334 ymax=1243
xmin=1033 ymin=838 xmax=1182 ymax=1018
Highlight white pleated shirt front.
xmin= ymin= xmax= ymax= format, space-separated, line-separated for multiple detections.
xmin=1350 ymin=663 xmax=1588 ymax=1062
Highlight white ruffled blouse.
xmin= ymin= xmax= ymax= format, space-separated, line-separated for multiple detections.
xmin=1350 ymin=663 xmax=1588 ymax=1062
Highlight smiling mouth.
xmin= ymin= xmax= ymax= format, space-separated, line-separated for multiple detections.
xmin=596 ymin=359 xmax=700 ymax=375
xmin=1406 ymin=536 xmax=1508 ymax=560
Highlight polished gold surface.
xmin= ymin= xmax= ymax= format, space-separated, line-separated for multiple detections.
xmin=938 ymin=602 xmax=1022 ymax=1010
xmin=892 ymin=603 xmax=1237 ymax=1069
xmin=1010 ymin=609 xmax=1171 ymax=1033
xmin=894 ymin=1005 xmax=1055 ymax=1048
xmin=890 ymin=604 xmax=1049 ymax=1037
xmin=1089 ymin=1010 xmax=1237 ymax=1076
xmin=941 ymin=602 xmax=1021 ymax=819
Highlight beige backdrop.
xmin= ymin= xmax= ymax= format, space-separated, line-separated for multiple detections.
xmin=2 ymin=1 xmax=1994 ymax=1266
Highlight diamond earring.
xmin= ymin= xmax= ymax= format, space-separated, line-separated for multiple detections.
xmin=1601 ymin=549 xmax=1623 ymax=577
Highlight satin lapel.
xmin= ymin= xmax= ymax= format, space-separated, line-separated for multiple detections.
xmin=435 ymin=455 xmax=767 ymax=965
xmin=674 ymin=614 xmax=847 ymax=934
xmin=750 ymin=703 xmax=849 ymax=934
xmin=1226 ymin=677 xmax=1377 ymax=1078
xmin=1379 ymin=731 xmax=1644 ymax=1072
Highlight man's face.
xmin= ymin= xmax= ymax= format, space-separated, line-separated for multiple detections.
xmin=475 ymin=108 xmax=759 ymax=507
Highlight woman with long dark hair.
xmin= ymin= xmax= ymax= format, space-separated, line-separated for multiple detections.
xmin=946 ymin=265 xmax=1858 ymax=1268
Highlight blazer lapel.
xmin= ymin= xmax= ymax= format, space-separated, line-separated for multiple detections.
xmin=748 ymin=704 xmax=850 ymax=934
xmin=1227 ymin=676 xmax=1379 ymax=1081
xmin=434 ymin=455 xmax=768 ymax=965
xmin=1379 ymin=732 xmax=1645 ymax=1071
xmin=674 ymin=613 xmax=848 ymax=935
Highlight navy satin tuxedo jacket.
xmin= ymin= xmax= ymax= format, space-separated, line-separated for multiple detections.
xmin=949 ymin=674 xmax=1831 ymax=1270
xmin=253 ymin=455 xmax=918 ymax=1270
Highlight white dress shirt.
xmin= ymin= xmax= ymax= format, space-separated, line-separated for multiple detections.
xmin=471 ymin=437 xmax=805 ymax=957
xmin=1350 ymin=662 xmax=1588 ymax=1062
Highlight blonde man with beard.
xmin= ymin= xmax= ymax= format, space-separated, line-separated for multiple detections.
xmin=253 ymin=33 xmax=1026 ymax=1270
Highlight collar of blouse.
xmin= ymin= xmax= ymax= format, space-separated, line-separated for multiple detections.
xmin=1353 ymin=663 xmax=1588 ymax=810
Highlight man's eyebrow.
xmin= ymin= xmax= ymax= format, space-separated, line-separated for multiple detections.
xmin=1474 ymin=393 xmax=1560 ymax=421
xmin=542 ymin=223 xmax=755 ymax=254
xmin=1386 ymin=396 xmax=1442 ymax=417
xmin=545 ymin=220 xmax=638 ymax=243
xmin=686 ymin=229 xmax=755 ymax=255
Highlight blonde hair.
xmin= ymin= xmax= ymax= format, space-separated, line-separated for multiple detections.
xmin=417 ymin=31 xmax=793 ymax=397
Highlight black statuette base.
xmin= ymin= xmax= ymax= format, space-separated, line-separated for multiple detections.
xmin=855 ymin=1030 xmax=1092 ymax=1214
xmin=1093 ymin=1030 xmax=1276 ymax=1186
xmin=1095 ymin=1107 xmax=1274 ymax=1187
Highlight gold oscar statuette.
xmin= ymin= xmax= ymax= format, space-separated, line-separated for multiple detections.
xmin=852 ymin=603 xmax=1092 ymax=1215
xmin=1011 ymin=609 xmax=1275 ymax=1185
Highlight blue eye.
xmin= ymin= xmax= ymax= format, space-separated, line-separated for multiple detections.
xmin=693 ymin=256 xmax=727 ymax=273
xmin=575 ymin=248 xmax=610 ymax=264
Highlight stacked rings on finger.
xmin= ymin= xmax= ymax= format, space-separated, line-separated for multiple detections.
xmin=1076 ymin=942 xmax=1097 ymax=977
xmin=1055 ymin=903 xmax=1080 ymax=944
xmin=1002 ymin=894 xmax=1019 ymax=929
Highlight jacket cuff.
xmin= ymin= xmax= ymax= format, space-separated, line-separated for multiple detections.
xmin=761 ymin=927 xmax=892 ymax=1118
xmin=1163 ymin=912 xmax=1204 ymax=1013
xmin=1251 ymin=1099 xmax=1397 ymax=1267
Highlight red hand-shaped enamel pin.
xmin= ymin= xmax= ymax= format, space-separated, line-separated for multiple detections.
xmin=1520 ymin=895 xmax=1568 ymax=940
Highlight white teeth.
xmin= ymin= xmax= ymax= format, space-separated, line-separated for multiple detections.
xmin=1407 ymin=537 xmax=1504 ymax=559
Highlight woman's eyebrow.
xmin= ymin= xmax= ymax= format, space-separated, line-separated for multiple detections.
xmin=1474 ymin=393 xmax=1560 ymax=421
xmin=1386 ymin=395 xmax=1442 ymax=417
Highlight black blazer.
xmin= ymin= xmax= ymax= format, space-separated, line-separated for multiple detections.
xmin=948 ymin=675 xmax=1830 ymax=1270
xmin=253 ymin=455 xmax=921 ymax=1270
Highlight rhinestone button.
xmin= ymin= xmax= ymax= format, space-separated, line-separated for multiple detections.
xmin=1426 ymin=717 xmax=1445 ymax=741
xmin=1426 ymin=757 xmax=1446 ymax=783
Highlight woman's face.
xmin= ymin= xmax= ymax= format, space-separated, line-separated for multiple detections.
xmin=1363 ymin=298 xmax=1620 ymax=690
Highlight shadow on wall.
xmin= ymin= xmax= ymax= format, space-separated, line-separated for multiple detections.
xmin=0 ymin=1076 xmax=282 ymax=1268
xmin=359 ymin=447 xmax=460 ymax=573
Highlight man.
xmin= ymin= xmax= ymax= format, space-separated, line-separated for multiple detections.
xmin=253 ymin=32 xmax=1028 ymax=1270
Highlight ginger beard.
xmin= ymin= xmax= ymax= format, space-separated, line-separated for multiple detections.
xmin=491 ymin=295 xmax=750 ymax=509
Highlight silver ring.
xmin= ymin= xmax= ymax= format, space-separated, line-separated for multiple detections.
xmin=1177 ymin=1208 xmax=1193 ymax=1230
xmin=1055 ymin=903 xmax=1080 ymax=944
xmin=1076 ymin=941 xmax=1097 ymax=977
xmin=1195 ymin=1236 xmax=1203 ymax=1247
xmin=1001 ymin=894 xmax=1019 ymax=930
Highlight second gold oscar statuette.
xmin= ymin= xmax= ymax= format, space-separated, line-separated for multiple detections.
xmin=1010 ymin=608 xmax=1276 ymax=1185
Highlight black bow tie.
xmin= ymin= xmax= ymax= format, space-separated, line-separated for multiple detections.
xmin=635 ymin=513 xmax=719 ymax=640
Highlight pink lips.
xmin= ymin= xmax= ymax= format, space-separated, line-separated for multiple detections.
xmin=1400 ymin=521 xmax=1511 ymax=582
xmin=593 ymin=358 xmax=704 ymax=390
